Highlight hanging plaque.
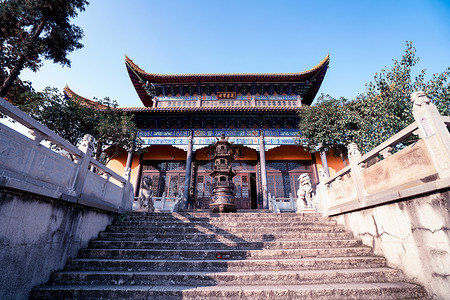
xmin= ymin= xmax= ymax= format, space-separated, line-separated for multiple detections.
xmin=217 ymin=92 xmax=236 ymax=100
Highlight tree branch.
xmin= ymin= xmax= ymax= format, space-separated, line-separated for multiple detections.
xmin=0 ymin=18 xmax=46 ymax=97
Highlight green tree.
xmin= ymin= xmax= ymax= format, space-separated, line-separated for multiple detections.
xmin=20 ymin=87 xmax=142 ymax=164
xmin=299 ymin=42 xmax=450 ymax=154
xmin=0 ymin=0 xmax=89 ymax=97
xmin=357 ymin=42 xmax=449 ymax=152
xmin=298 ymin=94 xmax=361 ymax=164
xmin=90 ymin=96 xmax=144 ymax=165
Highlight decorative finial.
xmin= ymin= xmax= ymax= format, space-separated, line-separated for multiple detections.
xmin=347 ymin=142 xmax=361 ymax=157
xmin=79 ymin=134 xmax=95 ymax=153
xmin=410 ymin=91 xmax=431 ymax=108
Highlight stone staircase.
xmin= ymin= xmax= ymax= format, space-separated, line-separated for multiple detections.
xmin=31 ymin=212 xmax=428 ymax=299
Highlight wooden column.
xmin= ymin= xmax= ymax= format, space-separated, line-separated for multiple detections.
xmin=124 ymin=152 xmax=133 ymax=177
xmin=134 ymin=153 xmax=144 ymax=197
xmin=319 ymin=151 xmax=330 ymax=178
xmin=123 ymin=132 xmax=137 ymax=180
xmin=315 ymin=143 xmax=330 ymax=179
xmin=259 ymin=132 xmax=268 ymax=209
xmin=182 ymin=131 xmax=194 ymax=210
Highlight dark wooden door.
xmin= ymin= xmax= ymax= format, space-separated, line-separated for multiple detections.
xmin=141 ymin=161 xmax=186 ymax=198
xmin=195 ymin=174 xmax=212 ymax=209
xmin=233 ymin=173 xmax=251 ymax=209
xmin=266 ymin=161 xmax=316 ymax=198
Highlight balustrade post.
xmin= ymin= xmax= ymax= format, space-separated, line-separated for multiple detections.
xmin=315 ymin=167 xmax=330 ymax=215
xmin=411 ymin=91 xmax=450 ymax=179
xmin=121 ymin=180 xmax=133 ymax=212
xmin=161 ymin=192 xmax=167 ymax=210
xmin=347 ymin=142 xmax=365 ymax=202
xmin=72 ymin=134 xmax=94 ymax=200
xmin=22 ymin=129 xmax=46 ymax=174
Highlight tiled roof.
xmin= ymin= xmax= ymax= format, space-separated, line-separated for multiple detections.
xmin=125 ymin=55 xmax=329 ymax=107
xmin=125 ymin=55 xmax=329 ymax=83
xmin=63 ymin=86 xmax=109 ymax=109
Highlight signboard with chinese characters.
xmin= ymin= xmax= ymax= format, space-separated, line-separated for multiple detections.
xmin=217 ymin=92 xmax=236 ymax=100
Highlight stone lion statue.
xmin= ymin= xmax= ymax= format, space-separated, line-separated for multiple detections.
xmin=139 ymin=176 xmax=154 ymax=212
xmin=297 ymin=173 xmax=314 ymax=211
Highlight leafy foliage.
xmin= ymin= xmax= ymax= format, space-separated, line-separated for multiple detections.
xmin=0 ymin=0 xmax=89 ymax=97
xmin=299 ymin=42 xmax=450 ymax=154
xmin=20 ymin=87 xmax=143 ymax=164
xmin=298 ymin=95 xmax=361 ymax=162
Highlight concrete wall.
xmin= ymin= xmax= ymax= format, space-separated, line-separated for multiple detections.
xmin=332 ymin=190 xmax=450 ymax=300
xmin=0 ymin=189 xmax=116 ymax=300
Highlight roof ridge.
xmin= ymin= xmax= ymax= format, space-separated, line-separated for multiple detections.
xmin=63 ymin=86 xmax=109 ymax=109
xmin=125 ymin=55 xmax=329 ymax=78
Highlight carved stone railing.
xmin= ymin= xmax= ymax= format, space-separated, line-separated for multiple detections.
xmin=321 ymin=92 xmax=450 ymax=215
xmin=0 ymin=96 xmax=133 ymax=213
xmin=268 ymin=193 xmax=296 ymax=213
xmin=152 ymin=192 xmax=182 ymax=212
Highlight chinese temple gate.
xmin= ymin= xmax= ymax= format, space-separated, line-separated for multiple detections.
xmin=65 ymin=54 xmax=332 ymax=210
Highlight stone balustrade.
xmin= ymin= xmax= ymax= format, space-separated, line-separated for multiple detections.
xmin=0 ymin=96 xmax=133 ymax=213
xmin=316 ymin=92 xmax=450 ymax=299
xmin=320 ymin=92 xmax=450 ymax=216
xmin=268 ymin=193 xmax=296 ymax=213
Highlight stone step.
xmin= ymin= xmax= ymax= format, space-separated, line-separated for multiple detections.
xmin=30 ymin=211 xmax=429 ymax=299
xmin=78 ymin=247 xmax=374 ymax=260
xmin=126 ymin=213 xmax=327 ymax=221
xmin=88 ymin=239 xmax=361 ymax=250
xmin=112 ymin=221 xmax=339 ymax=229
xmin=65 ymin=256 xmax=388 ymax=272
xmin=124 ymin=215 xmax=329 ymax=222
xmin=31 ymin=282 xmax=429 ymax=300
xmin=50 ymin=268 xmax=403 ymax=286
xmin=113 ymin=220 xmax=338 ymax=227
xmin=129 ymin=212 xmax=320 ymax=217
xmin=97 ymin=231 xmax=354 ymax=241
xmin=105 ymin=224 xmax=345 ymax=234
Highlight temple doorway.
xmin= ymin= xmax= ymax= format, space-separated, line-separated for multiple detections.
xmin=141 ymin=161 xmax=186 ymax=198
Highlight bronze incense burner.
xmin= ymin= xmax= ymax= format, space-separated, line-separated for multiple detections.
xmin=209 ymin=134 xmax=237 ymax=213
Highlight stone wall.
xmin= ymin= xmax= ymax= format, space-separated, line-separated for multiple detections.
xmin=0 ymin=189 xmax=116 ymax=300
xmin=332 ymin=189 xmax=450 ymax=300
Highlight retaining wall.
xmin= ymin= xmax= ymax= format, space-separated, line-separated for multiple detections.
xmin=0 ymin=189 xmax=116 ymax=300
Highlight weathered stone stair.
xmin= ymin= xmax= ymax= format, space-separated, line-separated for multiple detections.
xmin=31 ymin=212 xmax=428 ymax=299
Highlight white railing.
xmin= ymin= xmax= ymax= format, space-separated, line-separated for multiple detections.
xmin=268 ymin=193 xmax=296 ymax=213
xmin=319 ymin=92 xmax=450 ymax=216
xmin=0 ymin=96 xmax=133 ymax=213
xmin=152 ymin=192 xmax=182 ymax=212
xmin=132 ymin=192 xmax=182 ymax=213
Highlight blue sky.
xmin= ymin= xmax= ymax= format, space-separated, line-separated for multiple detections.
xmin=20 ymin=0 xmax=450 ymax=107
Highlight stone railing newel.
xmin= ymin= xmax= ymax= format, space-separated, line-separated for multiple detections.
xmin=411 ymin=91 xmax=450 ymax=178
xmin=347 ymin=142 xmax=365 ymax=202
